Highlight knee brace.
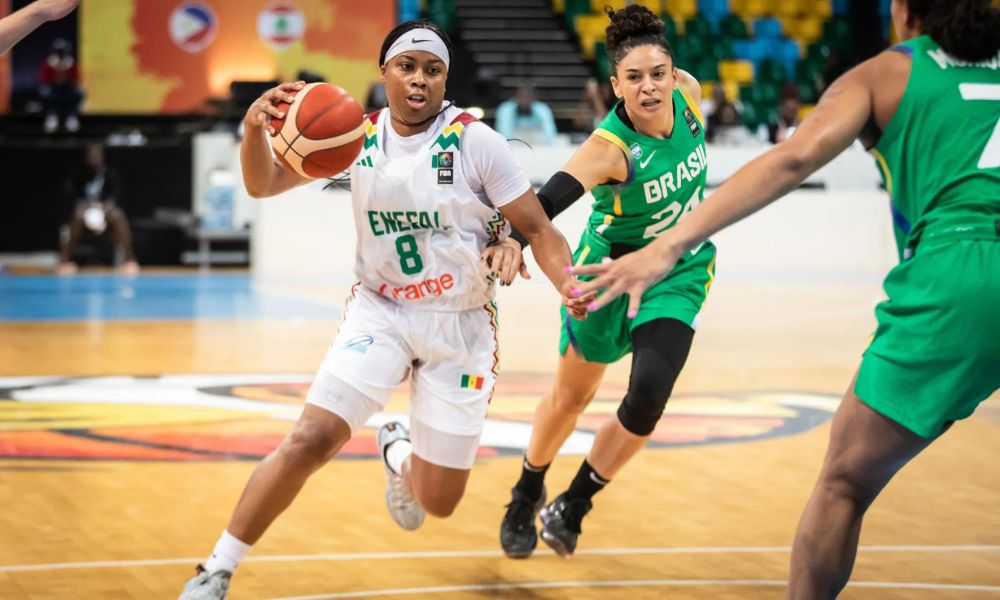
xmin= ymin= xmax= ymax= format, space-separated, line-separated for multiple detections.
xmin=616 ymin=318 xmax=695 ymax=436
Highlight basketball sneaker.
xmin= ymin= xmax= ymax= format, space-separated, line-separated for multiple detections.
xmin=539 ymin=493 xmax=592 ymax=557
xmin=178 ymin=564 xmax=231 ymax=599
xmin=499 ymin=485 xmax=546 ymax=558
xmin=377 ymin=421 xmax=425 ymax=531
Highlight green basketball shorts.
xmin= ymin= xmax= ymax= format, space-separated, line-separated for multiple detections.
xmin=855 ymin=226 xmax=1000 ymax=438
xmin=559 ymin=227 xmax=716 ymax=364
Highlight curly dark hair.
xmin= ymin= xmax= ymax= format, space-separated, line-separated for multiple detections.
xmin=906 ymin=0 xmax=1000 ymax=61
xmin=379 ymin=19 xmax=454 ymax=66
xmin=604 ymin=5 xmax=673 ymax=73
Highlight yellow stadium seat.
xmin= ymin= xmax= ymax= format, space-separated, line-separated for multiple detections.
xmin=795 ymin=17 xmax=823 ymax=44
xmin=719 ymin=59 xmax=755 ymax=85
xmin=775 ymin=0 xmax=801 ymax=18
xmin=809 ymin=0 xmax=832 ymax=19
xmin=740 ymin=0 xmax=774 ymax=17
xmin=552 ymin=0 xmax=564 ymax=13
xmin=593 ymin=0 xmax=626 ymax=11
xmin=722 ymin=80 xmax=740 ymax=102
xmin=635 ymin=0 xmax=663 ymax=14
xmin=729 ymin=0 xmax=746 ymax=14
xmin=664 ymin=0 xmax=697 ymax=20
xmin=576 ymin=14 xmax=607 ymax=59
xmin=798 ymin=104 xmax=816 ymax=120
xmin=700 ymin=81 xmax=715 ymax=102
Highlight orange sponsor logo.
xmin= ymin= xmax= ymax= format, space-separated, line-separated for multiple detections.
xmin=378 ymin=273 xmax=455 ymax=301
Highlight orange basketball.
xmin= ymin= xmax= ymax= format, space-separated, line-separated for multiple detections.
xmin=269 ymin=83 xmax=365 ymax=179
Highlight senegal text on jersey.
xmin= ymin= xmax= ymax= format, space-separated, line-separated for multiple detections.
xmin=367 ymin=210 xmax=449 ymax=237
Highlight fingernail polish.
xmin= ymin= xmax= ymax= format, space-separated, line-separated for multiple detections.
xmin=627 ymin=310 xmax=637 ymax=318
xmin=563 ymin=266 xmax=573 ymax=273
xmin=602 ymin=257 xmax=612 ymax=264
xmin=570 ymin=288 xmax=581 ymax=298
xmin=587 ymin=302 xmax=598 ymax=311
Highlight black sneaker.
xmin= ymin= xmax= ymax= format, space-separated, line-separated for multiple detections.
xmin=500 ymin=486 xmax=547 ymax=558
xmin=539 ymin=493 xmax=592 ymax=557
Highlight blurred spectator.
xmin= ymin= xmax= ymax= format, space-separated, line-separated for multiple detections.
xmin=574 ymin=78 xmax=614 ymax=131
xmin=364 ymin=80 xmax=387 ymax=113
xmin=39 ymin=38 xmax=83 ymax=133
xmin=818 ymin=48 xmax=849 ymax=96
xmin=57 ymin=144 xmax=139 ymax=275
xmin=495 ymin=85 xmax=557 ymax=145
xmin=707 ymin=103 xmax=754 ymax=146
xmin=765 ymin=85 xmax=802 ymax=144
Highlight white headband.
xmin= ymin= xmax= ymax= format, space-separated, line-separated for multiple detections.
xmin=384 ymin=28 xmax=450 ymax=71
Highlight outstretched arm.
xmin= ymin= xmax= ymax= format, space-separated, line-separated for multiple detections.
xmin=0 ymin=0 xmax=79 ymax=55
xmin=572 ymin=60 xmax=876 ymax=314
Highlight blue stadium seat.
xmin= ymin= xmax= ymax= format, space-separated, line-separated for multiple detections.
xmin=699 ymin=0 xmax=729 ymax=23
xmin=732 ymin=38 xmax=770 ymax=64
xmin=832 ymin=0 xmax=847 ymax=16
xmin=878 ymin=0 xmax=891 ymax=17
xmin=753 ymin=17 xmax=783 ymax=39
xmin=776 ymin=39 xmax=800 ymax=79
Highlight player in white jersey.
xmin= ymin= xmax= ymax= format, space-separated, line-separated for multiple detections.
xmin=179 ymin=20 xmax=583 ymax=599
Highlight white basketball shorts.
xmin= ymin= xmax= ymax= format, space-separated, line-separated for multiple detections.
xmin=308 ymin=283 xmax=500 ymax=439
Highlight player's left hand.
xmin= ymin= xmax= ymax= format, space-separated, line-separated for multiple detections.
xmin=569 ymin=248 xmax=679 ymax=317
xmin=560 ymin=276 xmax=595 ymax=320
xmin=481 ymin=237 xmax=530 ymax=286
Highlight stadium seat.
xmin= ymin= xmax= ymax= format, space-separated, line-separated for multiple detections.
xmin=737 ymin=0 xmax=774 ymax=18
xmin=832 ymin=0 xmax=847 ymax=15
xmin=720 ymin=59 xmax=754 ymax=85
xmin=685 ymin=15 xmax=714 ymax=38
xmin=636 ymin=0 xmax=663 ymax=13
xmin=822 ymin=18 xmax=850 ymax=43
xmin=811 ymin=0 xmax=832 ymax=19
xmin=757 ymin=59 xmax=788 ymax=84
xmin=754 ymin=16 xmax=783 ymax=39
xmin=732 ymin=38 xmax=770 ymax=64
xmin=718 ymin=13 xmax=749 ymax=39
xmin=790 ymin=17 xmax=823 ymax=46
xmin=665 ymin=0 xmax=698 ymax=20
xmin=593 ymin=0 xmax=627 ymax=11
xmin=694 ymin=57 xmax=721 ymax=81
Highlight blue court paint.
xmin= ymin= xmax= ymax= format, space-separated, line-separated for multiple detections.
xmin=0 ymin=274 xmax=339 ymax=321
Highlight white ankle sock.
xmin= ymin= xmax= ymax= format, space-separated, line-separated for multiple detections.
xmin=204 ymin=530 xmax=251 ymax=574
xmin=385 ymin=439 xmax=412 ymax=476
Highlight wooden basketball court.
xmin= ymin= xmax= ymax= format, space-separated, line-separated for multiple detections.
xmin=0 ymin=270 xmax=997 ymax=599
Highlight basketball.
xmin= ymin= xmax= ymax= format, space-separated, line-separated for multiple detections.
xmin=269 ymin=82 xmax=365 ymax=179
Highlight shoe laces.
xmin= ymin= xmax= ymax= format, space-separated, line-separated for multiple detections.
xmin=503 ymin=490 xmax=538 ymax=530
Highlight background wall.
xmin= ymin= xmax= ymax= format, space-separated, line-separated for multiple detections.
xmin=78 ymin=0 xmax=392 ymax=113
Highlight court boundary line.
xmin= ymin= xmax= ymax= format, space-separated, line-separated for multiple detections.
xmin=1 ymin=545 xmax=997 ymax=573
xmin=270 ymin=579 xmax=1000 ymax=600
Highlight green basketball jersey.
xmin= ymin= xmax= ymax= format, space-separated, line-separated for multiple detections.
xmin=871 ymin=35 xmax=1000 ymax=259
xmin=588 ymin=89 xmax=709 ymax=249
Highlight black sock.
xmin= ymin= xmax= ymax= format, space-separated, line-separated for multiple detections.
xmin=513 ymin=457 xmax=549 ymax=501
xmin=565 ymin=459 xmax=610 ymax=502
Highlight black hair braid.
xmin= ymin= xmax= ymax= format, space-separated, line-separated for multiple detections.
xmin=907 ymin=0 xmax=1000 ymax=62
xmin=604 ymin=5 xmax=673 ymax=72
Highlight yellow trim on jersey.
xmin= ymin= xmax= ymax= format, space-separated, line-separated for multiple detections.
xmin=678 ymin=87 xmax=704 ymax=125
xmin=701 ymin=255 xmax=716 ymax=305
xmin=595 ymin=213 xmax=615 ymax=234
xmin=442 ymin=122 xmax=466 ymax=138
xmin=612 ymin=189 xmax=623 ymax=216
xmin=593 ymin=128 xmax=630 ymax=154
xmin=870 ymin=148 xmax=893 ymax=196
xmin=364 ymin=119 xmax=378 ymax=137
xmin=575 ymin=245 xmax=592 ymax=266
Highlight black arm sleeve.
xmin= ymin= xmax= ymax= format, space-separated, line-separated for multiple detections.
xmin=509 ymin=170 xmax=585 ymax=248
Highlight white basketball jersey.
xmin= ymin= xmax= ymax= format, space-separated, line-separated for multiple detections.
xmin=350 ymin=106 xmax=510 ymax=311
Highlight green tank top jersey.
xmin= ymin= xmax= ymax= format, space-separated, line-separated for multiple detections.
xmin=588 ymin=88 xmax=709 ymax=250
xmin=872 ymin=35 xmax=1000 ymax=259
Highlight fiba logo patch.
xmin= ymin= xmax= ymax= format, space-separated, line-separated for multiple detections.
xmin=169 ymin=2 xmax=218 ymax=53
xmin=629 ymin=143 xmax=643 ymax=159
xmin=257 ymin=2 xmax=305 ymax=51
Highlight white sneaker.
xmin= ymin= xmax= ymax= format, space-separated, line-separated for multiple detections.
xmin=43 ymin=114 xmax=58 ymax=133
xmin=377 ymin=422 xmax=425 ymax=531
xmin=65 ymin=114 xmax=80 ymax=132
xmin=178 ymin=565 xmax=231 ymax=599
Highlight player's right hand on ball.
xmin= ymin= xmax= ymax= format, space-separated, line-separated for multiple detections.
xmin=244 ymin=81 xmax=305 ymax=135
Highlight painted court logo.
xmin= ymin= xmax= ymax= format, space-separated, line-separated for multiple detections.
xmin=0 ymin=376 xmax=839 ymax=461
